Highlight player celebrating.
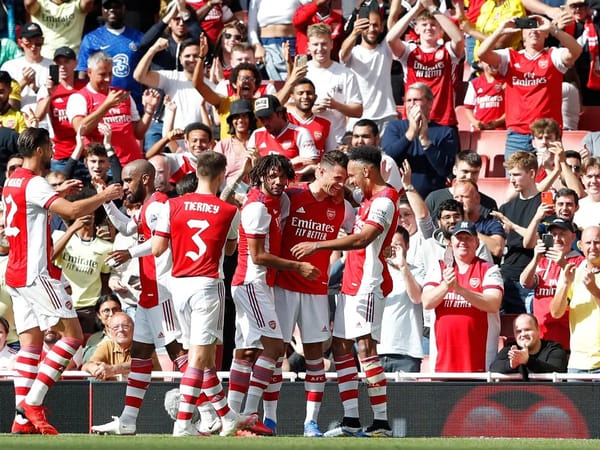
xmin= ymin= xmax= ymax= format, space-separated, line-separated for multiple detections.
xmin=4 ymin=127 xmax=122 ymax=434
xmin=152 ymin=151 xmax=257 ymax=436
xmin=292 ymin=145 xmax=399 ymax=437
xmin=273 ymin=150 xmax=355 ymax=437
xmin=227 ymin=155 xmax=320 ymax=435
xmin=91 ymin=159 xmax=214 ymax=435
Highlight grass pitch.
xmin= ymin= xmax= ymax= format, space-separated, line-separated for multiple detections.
xmin=0 ymin=435 xmax=598 ymax=450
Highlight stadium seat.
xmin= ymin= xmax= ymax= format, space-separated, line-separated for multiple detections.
xmin=579 ymin=106 xmax=600 ymax=131
xmin=470 ymin=131 xmax=507 ymax=177
xmin=455 ymin=105 xmax=471 ymax=132
xmin=459 ymin=129 xmax=471 ymax=150
xmin=477 ymin=177 xmax=510 ymax=206
xmin=562 ymin=130 xmax=587 ymax=151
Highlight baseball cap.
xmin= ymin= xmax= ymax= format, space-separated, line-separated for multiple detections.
xmin=452 ymin=221 xmax=478 ymax=237
xmin=547 ymin=218 xmax=576 ymax=233
xmin=20 ymin=23 xmax=43 ymax=39
xmin=53 ymin=46 xmax=76 ymax=61
xmin=227 ymin=99 xmax=254 ymax=125
xmin=102 ymin=0 xmax=124 ymax=7
xmin=254 ymin=95 xmax=282 ymax=119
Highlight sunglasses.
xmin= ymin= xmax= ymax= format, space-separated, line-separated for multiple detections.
xmin=22 ymin=40 xmax=43 ymax=48
xmin=224 ymin=32 xmax=243 ymax=40
xmin=568 ymin=2 xmax=587 ymax=8
xmin=567 ymin=164 xmax=582 ymax=173
xmin=172 ymin=16 xmax=185 ymax=22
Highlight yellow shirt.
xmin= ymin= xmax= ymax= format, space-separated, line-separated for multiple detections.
xmin=31 ymin=0 xmax=87 ymax=59
xmin=474 ymin=0 xmax=526 ymax=60
xmin=0 ymin=108 xmax=26 ymax=133
xmin=567 ymin=262 xmax=600 ymax=370
xmin=54 ymin=232 xmax=113 ymax=309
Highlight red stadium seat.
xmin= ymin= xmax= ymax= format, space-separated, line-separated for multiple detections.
xmin=562 ymin=130 xmax=587 ymax=151
xmin=477 ymin=177 xmax=510 ymax=206
xmin=455 ymin=105 xmax=471 ymax=132
xmin=579 ymin=106 xmax=600 ymax=132
xmin=470 ymin=131 xmax=507 ymax=177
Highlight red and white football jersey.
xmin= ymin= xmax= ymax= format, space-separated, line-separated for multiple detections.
xmin=135 ymin=191 xmax=170 ymax=308
xmin=424 ymin=258 xmax=504 ymax=372
xmin=287 ymin=111 xmax=331 ymax=156
xmin=276 ymin=184 xmax=354 ymax=294
xmin=463 ymin=75 xmax=506 ymax=127
xmin=67 ymin=84 xmax=143 ymax=165
xmin=400 ymin=42 xmax=461 ymax=126
xmin=166 ymin=152 xmax=197 ymax=185
xmin=249 ymin=123 xmax=319 ymax=161
xmin=2 ymin=168 xmax=59 ymax=287
xmin=502 ymin=48 xmax=564 ymax=133
xmin=45 ymin=79 xmax=87 ymax=160
xmin=232 ymin=188 xmax=288 ymax=287
xmin=341 ymin=186 xmax=399 ymax=297
xmin=155 ymin=192 xmax=239 ymax=279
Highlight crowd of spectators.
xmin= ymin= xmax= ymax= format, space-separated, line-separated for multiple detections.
xmin=1 ymin=0 xmax=600 ymax=435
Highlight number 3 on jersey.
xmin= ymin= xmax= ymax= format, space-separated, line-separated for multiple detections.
xmin=185 ymin=219 xmax=209 ymax=261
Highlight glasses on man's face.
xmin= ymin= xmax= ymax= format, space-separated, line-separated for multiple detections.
xmin=172 ymin=16 xmax=185 ymax=23
xmin=22 ymin=39 xmax=43 ymax=48
xmin=567 ymin=164 xmax=582 ymax=173
xmin=100 ymin=307 xmax=121 ymax=317
xmin=238 ymin=76 xmax=256 ymax=83
xmin=568 ymin=2 xmax=587 ymax=8
xmin=110 ymin=323 xmax=131 ymax=332
xmin=224 ymin=32 xmax=243 ymax=41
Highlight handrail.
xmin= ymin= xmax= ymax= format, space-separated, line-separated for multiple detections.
xmin=0 ymin=370 xmax=597 ymax=382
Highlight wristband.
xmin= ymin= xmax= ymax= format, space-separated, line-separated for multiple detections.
xmin=144 ymin=109 xmax=154 ymax=115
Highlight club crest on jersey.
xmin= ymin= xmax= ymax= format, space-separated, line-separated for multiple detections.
xmin=435 ymin=49 xmax=444 ymax=61
xmin=314 ymin=131 xmax=323 ymax=140
xmin=470 ymin=278 xmax=481 ymax=288
xmin=269 ymin=320 xmax=277 ymax=330
xmin=65 ymin=300 xmax=73 ymax=310
xmin=326 ymin=208 xmax=336 ymax=220
xmin=281 ymin=141 xmax=293 ymax=150
xmin=538 ymin=59 xmax=548 ymax=69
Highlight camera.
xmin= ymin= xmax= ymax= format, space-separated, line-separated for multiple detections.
xmin=542 ymin=233 xmax=554 ymax=251
xmin=514 ymin=17 xmax=538 ymax=29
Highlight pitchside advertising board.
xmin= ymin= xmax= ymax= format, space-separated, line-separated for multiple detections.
xmin=0 ymin=382 xmax=596 ymax=437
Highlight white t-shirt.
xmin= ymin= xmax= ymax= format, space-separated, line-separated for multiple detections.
xmin=344 ymin=42 xmax=396 ymax=125
xmin=306 ymin=61 xmax=362 ymax=149
xmin=157 ymin=70 xmax=205 ymax=131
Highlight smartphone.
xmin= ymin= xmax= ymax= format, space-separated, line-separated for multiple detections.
xmin=49 ymin=64 xmax=60 ymax=85
xmin=514 ymin=17 xmax=538 ymax=29
xmin=542 ymin=233 xmax=554 ymax=251
xmin=296 ymin=54 xmax=308 ymax=68
xmin=358 ymin=5 xmax=370 ymax=19
xmin=541 ymin=191 xmax=553 ymax=206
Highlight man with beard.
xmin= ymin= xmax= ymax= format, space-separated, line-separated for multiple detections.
xmin=249 ymin=95 xmax=318 ymax=173
xmin=92 ymin=159 xmax=219 ymax=435
xmin=4 ymin=128 xmax=122 ymax=434
xmin=77 ymin=0 xmax=144 ymax=110
xmin=490 ymin=314 xmax=568 ymax=377
xmin=340 ymin=8 xmax=396 ymax=136
xmin=287 ymin=78 xmax=330 ymax=156
xmin=227 ymin=155 xmax=320 ymax=435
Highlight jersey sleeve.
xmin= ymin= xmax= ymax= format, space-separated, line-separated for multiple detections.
xmin=228 ymin=209 xmax=240 ymax=240
xmin=297 ymin=127 xmax=319 ymax=160
xmin=365 ymin=196 xmax=395 ymax=232
xmin=154 ymin=201 xmax=172 ymax=237
xmin=341 ymin=200 xmax=356 ymax=234
xmin=241 ymin=202 xmax=270 ymax=237
xmin=422 ymin=259 xmax=443 ymax=290
xmin=28 ymin=177 xmax=60 ymax=210
xmin=66 ymin=92 xmax=88 ymax=122
xmin=463 ymin=81 xmax=476 ymax=108
xmin=482 ymin=263 xmax=504 ymax=292
xmin=145 ymin=201 xmax=165 ymax=232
